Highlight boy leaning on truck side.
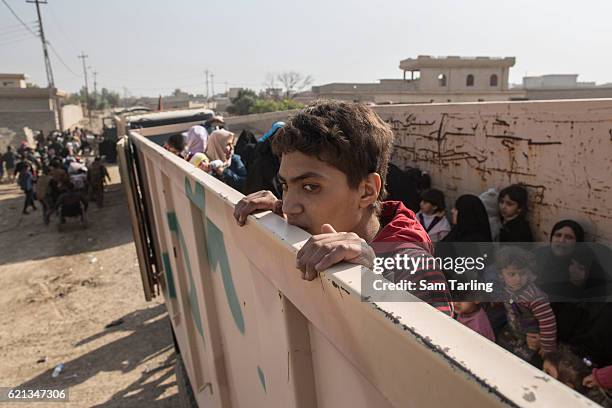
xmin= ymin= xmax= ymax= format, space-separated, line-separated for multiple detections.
xmin=233 ymin=100 xmax=452 ymax=315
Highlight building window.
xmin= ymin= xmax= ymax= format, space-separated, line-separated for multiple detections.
xmin=466 ymin=74 xmax=474 ymax=87
xmin=490 ymin=74 xmax=498 ymax=87
xmin=438 ymin=74 xmax=447 ymax=87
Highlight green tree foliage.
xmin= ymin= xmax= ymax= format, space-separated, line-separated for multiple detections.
xmin=227 ymin=88 xmax=303 ymax=116
xmin=227 ymin=89 xmax=258 ymax=115
xmin=66 ymin=87 xmax=121 ymax=110
xmin=249 ymin=98 xmax=303 ymax=114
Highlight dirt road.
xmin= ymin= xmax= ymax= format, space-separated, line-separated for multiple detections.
xmin=0 ymin=166 xmax=178 ymax=407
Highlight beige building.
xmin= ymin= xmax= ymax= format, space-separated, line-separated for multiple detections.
xmin=0 ymin=73 xmax=67 ymax=148
xmin=0 ymin=73 xmax=27 ymax=88
xmin=520 ymin=74 xmax=612 ymax=100
xmin=310 ymin=55 xmax=526 ymax=104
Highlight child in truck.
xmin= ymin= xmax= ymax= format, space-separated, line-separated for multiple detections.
xmin=453 ymin=297 xmax=495 ymax=342
xmin=496 ymin=246 xmax=557 ymax=363
xmin=233 ymin=100 xmax=452 ymax=315
xmin=416 ymin=188 xmax=451 ymax=242
xmin=497 ymin=184 xmax=534 ymax=242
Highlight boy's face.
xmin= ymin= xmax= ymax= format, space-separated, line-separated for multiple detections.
xmin=499 ymin=194 xmax=521 ymax=221
xmin=500 ymin=265 xmax=530 ymax=291
xmin=278 ymin=151 xmax=365 ymax=235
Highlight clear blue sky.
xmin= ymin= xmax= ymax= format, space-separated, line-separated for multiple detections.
xmin=2 ymin=0 xmax=611 ymax=97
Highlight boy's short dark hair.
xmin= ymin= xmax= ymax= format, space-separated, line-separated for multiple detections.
xmin=499 ymin=184 xmax=528 ymax=215
xmin=420 ymin=188 xmax=446 ymax=211
xmin=272 ymin=100 xmax=394 ymax=205
xmin=166 ymin=133 xmax=185 ymax=152
xmin=495 ymin=246 xmax=535 ymax=272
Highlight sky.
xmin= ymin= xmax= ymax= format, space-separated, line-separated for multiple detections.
xmin=2 ymin=0 xmax=611 ymax=97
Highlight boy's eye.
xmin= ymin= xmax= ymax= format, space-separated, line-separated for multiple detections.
xmin=303 ymin=184 xmax=319 ymax=192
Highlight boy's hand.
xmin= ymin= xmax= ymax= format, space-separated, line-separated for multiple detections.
xmin=234 ymin=190 xmax=283 ymax=226
xmin=296 ymin=224 xmax=375 ymax=281
xmin=582 ymin=374 xmax=598 ymax=388
xmin=526 ymin=333 xmax=540 ymax=351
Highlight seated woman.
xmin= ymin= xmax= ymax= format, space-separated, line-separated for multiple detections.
xmin=536 ymin=219 xmax=612 ymax=368
xmin=205 ymin=129 xmax=247 ymax=193
xmin=536 ymin=220 xmax=586 ymax=297
xmin=443 ymin=194 xmax=492 ymax=243
xmin=438 ymin=194 xmax=492 ymax=281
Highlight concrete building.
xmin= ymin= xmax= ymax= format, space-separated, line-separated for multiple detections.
xmin=520 ymin=74 xmax=612 ymax=100
xmin=0 ymin=73 xmax=27 ymax=88
xmin=310 ymin=55 xmax=526 ymax=104
xmin=0 ymin=73 xmax=66 ymax=147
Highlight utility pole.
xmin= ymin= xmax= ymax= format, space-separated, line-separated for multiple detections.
xmin=210 ymin=73 xmax=215 ymax=99
xmin=204 ymin=69 xmax=209 ymax=102
xmin=78 ymin=52 xmax=91 ymax=124
xmin=93 ymin=70 xmax=98 ymax=95
xmin=225 ymin=81 xmax=228 ymax=95
xmin=26 ymin=0 xmax=62 ymax=129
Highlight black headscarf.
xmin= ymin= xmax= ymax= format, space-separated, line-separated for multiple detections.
xmin=550 ymin=219 xmax=585 ymax=243
xmin=444 ymin=194 xmax=492 ymax=242
xmin=537 ymin=219 xmax=585 ymax=290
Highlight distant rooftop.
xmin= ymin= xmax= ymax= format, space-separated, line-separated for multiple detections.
xmin=0 ymin=73 xmax=27 ymax=79
xmin=399 ymin=55 xmax=515 ymax=70
xmin=521 ymin=74 xmax=608 ymax=89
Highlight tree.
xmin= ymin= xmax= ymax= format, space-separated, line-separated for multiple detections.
xmin=227 ymin=89 xmax=258 ymax=115
xmin=66 ymin=87 xmax=121 ymax=110
xmin=277 ymin=71 xmax=313 ymax=98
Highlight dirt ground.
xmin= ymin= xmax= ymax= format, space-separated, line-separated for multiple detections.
xmin=0 ymin=166 xmax=178 ymax=407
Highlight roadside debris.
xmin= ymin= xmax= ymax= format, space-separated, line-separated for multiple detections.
xmin=51 ymin=363 xmax=64 ymax=378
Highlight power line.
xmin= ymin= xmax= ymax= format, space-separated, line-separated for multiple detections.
xmin=0 ymin=20 xmax=36 ymax=31
xmin=26 ymin=0 xmax=54 ymax=86
xmin=47 ymin=41 xmax=81 ymax=77
xmin=45 ymin=3 xmax=79 ymax=53
xmin=26 ymin=0 xmax=63 ymax=129
xmin=0 ymin=29 xmax=36 ymax=40
xmin=1 ymin=0 xmax=39 ymax=37
xmin=78 ymin=51 xmax=92 ymax=123
xmin=0 ymin=21 xmax=37 ymax=36
xmin=0 ymin=35 xmax=36 ymax=46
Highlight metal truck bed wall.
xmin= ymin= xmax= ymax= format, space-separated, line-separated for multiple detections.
xmin=225 ymin=99 xmax=612 ymax=243
xmin=118 ymin=127 xmax=595 ymax=407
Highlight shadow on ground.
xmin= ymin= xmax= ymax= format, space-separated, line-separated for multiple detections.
xmin=15 ymin=304 xmax=178 ymax=407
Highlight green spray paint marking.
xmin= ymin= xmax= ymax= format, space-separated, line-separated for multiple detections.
xmin=206 ymin=218 xmax=246 ymax=335
xmin=185 ymin=177 xmax=205 ymax=210
xmin=161 ymin=252 xmax=177 ymax=299
xmin=167 ymin=212 xmax=205 ymax=340
xmin=257 ymin=366 xmax=267 ymax=393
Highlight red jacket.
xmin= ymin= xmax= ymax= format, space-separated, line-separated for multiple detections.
xmin=372 ymin=201 xmax=452 ymax=315
xmin=593 ymin=365 xmax=612 ymax=389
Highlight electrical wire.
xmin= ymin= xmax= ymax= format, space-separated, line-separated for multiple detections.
xmin=1 ymin=0 xmax=39 ymax=37
xmin=0 ymin=35 xmax=36 ymax=47
xmin=0 ymin=21 xmax=37 ymax=36
xmin=47 ymin=40 xmax=82 ymax=77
